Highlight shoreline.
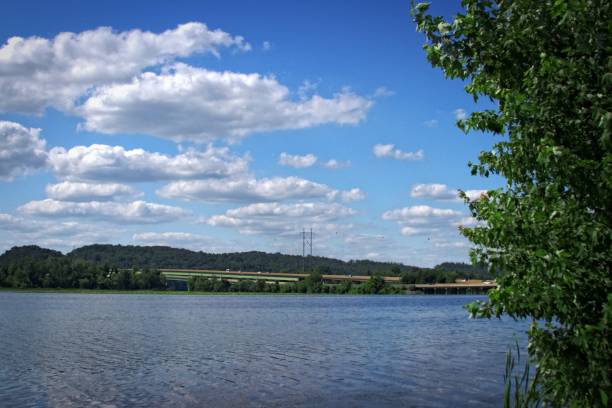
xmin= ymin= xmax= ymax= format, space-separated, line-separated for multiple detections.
xmin=0 ymin=288 xmax=428 ymax=296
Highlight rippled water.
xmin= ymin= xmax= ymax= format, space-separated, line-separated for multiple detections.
xmin=0 ymin=293 xmax=527 ymax=407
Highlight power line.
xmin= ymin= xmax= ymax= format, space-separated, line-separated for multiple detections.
xmin=302 ymin=228 xmax=313 ymax=272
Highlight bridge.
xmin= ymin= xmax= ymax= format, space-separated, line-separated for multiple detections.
xmin=160 ymin=269 xmax=497 ymax=293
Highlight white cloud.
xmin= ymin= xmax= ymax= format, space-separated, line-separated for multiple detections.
xmin=0 ymin=22 xmax=250 ymax=114
xmin=373 ymin=144 xmax=424 ymax=161
xmin=278 ymin=152 xmax=317 ymax=168
xmin=133 ymin=231 xmax=203 ymax=244
xmin=321 ymin=159 xmax=351 ymax=169
xmin=157 ymin=175 xmax=335 ymax=203
xmin=454 ymin=108 xmax=467 ymax=120
xmin=0 ymin=213 xmax=41 ymax=233
xmin=0 ymin=212 xmax=118 ymax=251
xmin=48 ymin=144 xmax=248 ymax=182
xmin=18 ymin=199 xmax=188 ymax=224
xmin=45 ymin=181 xmax=140 ymax=202
xmin=79 ymin=64 xmax=373 ymax=142
xmin=0 ymin=121 xmax=48 ymax=180
xmin=382 ymin=205 xmax=467 ymax=237
xmin=372 ymin=86 xmax=394 ymax=97
xmin=383 ymin=205 xmax=462 ymax=220
xmin=205 ymin=202 xmax=356 ymax=235
xmin=410 ymin=183 xmax=487 ymax=202
xmin=341 ymin=188 xmax=366 ymax=202
xmin=131 ymin=231 xmax=239 ymax=252
xmin=410 ymin=183 xmax=457 ymax=200
xmin=297 ymin=79 xmax=320 ymax=100
xmin=424 ymin=119 xmax=439 ymax=128
xmin=433 ymin=240 xmax=470 ymax=249
xmin=463 ymin=190 xmax=488 ymax=201
xmin=262 ymin=41 xmax=272 ymax=51
xmin=345 ymin=234 xmax=385 ymax=244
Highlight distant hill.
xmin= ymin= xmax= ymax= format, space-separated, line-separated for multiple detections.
xmin=0 ymin=245 xmax=64 ymax=266
xmin=66 ymin=244 xmax=491 ymax=278
xmin=0 ymin=244 xmax=492 ymax=279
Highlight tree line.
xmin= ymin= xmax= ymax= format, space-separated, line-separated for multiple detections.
xmin=0 ymin=246 xmax=165 ymax=290
xmin=67 ymin=244 xmax=491 ymax=278
xmin=188 ymin=270 xmax=401 ymax=295
xmin=0 ymin=245 xmax=487 ymax=291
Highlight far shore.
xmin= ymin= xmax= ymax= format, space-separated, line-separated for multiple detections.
xmin=0 ymin=288 xmax=428 ymax=296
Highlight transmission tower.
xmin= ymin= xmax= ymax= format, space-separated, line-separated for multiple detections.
xmin=302 ymin=228 xmax=313 ymax=272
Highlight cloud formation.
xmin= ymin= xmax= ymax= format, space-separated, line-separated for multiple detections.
xmin=454 ymin=108 xmax=467 ymax=120
xmin=278 ymin=152 xmax=317 ymax=168
xmin=0 ymin=121 xmax=48 ymax=180
xmin=410 ymin=183 xmax=487 ymax=201
xmin=321 ymin=159 xmax=351 ymax=169
xmin=49 ymin=144 xmax=248 ymax=182
xmin=205 ymin=202 xmax=355 ymax=235
xmin=79 ymin=64 xmax=373 ymax=142
xmin=341 ymin=188 xmax=366 ymax=202
xmin=373 ymin=144 xmax=424 ymax=161
xmin=157 ymin=176 xmax=336 ymax=203
xmin=45 ymin=181 xmax=140 ymax=202
xmin=0 ymin=23 xmax=249 ymax=114
xmin=382 ymin=205 xmax=467 ymax=237
xmin=19 ymin=199 xmax=188 ymax=224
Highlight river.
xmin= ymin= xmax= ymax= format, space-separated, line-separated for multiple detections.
xmin=0 ymin=293 xmax=527 ymax=407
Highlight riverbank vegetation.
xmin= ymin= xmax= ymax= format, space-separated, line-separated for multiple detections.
xmin=67 ymin=244 xmax=490 ymax=278
xmin=0 ymin=245 xmax=489 ymax=291
xmin=187 ymin=270 xmax=401 ymax=294
xmin=414 ymin=1 xmax=611 ymax=405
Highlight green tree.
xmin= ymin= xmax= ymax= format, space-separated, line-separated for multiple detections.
xmin=304 ymin=270 xmax=323 ymax=293
xmin=413 ymin=1 xmax=611 ymax=405
xmin=361 ymin=273 xmax=386 ymax=294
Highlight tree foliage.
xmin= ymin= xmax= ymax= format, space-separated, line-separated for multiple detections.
xmin=413 ymin=0 xmax=611 ymax=405
xmin=65 ymin=244 xmax=489 ymax=280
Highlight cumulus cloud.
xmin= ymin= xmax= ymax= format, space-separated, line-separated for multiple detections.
xmin=424 ymin=119 xmax=439 ymax=128
xmin=410 ymin=183 xmax=457 ymax=200
xmin=205 ymin=202 xmax=356 ymax=235
xmin=454 ymin=108 xmax=467 ymax=120
xmin=79 ymin=64 xmax=373 ymax=142
xmin=0 ymin=212 xmax=123 ymax=252
xmin=18 ymin=199 xmax=188 ymax=224
xmin=341 ymin=188 xmax=366 ymax=202
xmin=382 ymin=205 xmax=467 ymax=237
xmin=372 ymin=86 xmax=394 ymax=97
xmin=131 ymin=231 xmax=238 ymax=252
xmin=45 ymin=181 xmax=140 ymax=201
xmin=373 ymin=144 xmax=424 ymax=161
xmin=410 ymin=183 xmax=487 ymax=202
xmin=133 ymin=231 xmax=205 ymax=244
xmin=321 ymin=159 xmax=351 ymax=169
xmin=48 ymin=143 xmax=248 ymax=182
xmin=383 ymin=205 xmax=462 ymax=220
xmin=0 ymin=121 xmax=48 ymax=180
xmin=278 ymin=152 xmax=317 ymax=168
xmin=157 ymin=175 xmax=336 ymax=203
xmin=0 ymin=23 xmax=250 ymax=114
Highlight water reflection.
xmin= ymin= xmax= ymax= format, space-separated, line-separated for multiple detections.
xmin=0 ymin=293 xmax=526 ymax=407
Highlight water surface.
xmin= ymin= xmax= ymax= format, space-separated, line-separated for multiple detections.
xmin=0 ymin=293 xmax=527 ymax=407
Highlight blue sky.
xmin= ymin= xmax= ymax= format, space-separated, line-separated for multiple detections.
xmin=0 ymin=0 xmax=501 ymax=266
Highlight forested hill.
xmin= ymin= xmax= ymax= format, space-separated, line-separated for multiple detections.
xmin=0 ymin=245 xmax=64 ymax=267
xmin=64 ymin=244 xmax=491 ymax=278
xmin=67 ymin=244 xmax=424 ymax=275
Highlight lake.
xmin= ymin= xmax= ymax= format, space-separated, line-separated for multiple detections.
xmin=0 ymin=293 xmax=527 ymax=407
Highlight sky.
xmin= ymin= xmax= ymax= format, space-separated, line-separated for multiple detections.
xmin=0 ymin=0 xmax=502 ymax=267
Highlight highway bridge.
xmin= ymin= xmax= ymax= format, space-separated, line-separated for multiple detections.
xmin=160 ymin=269 xmax=497 ymax=293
